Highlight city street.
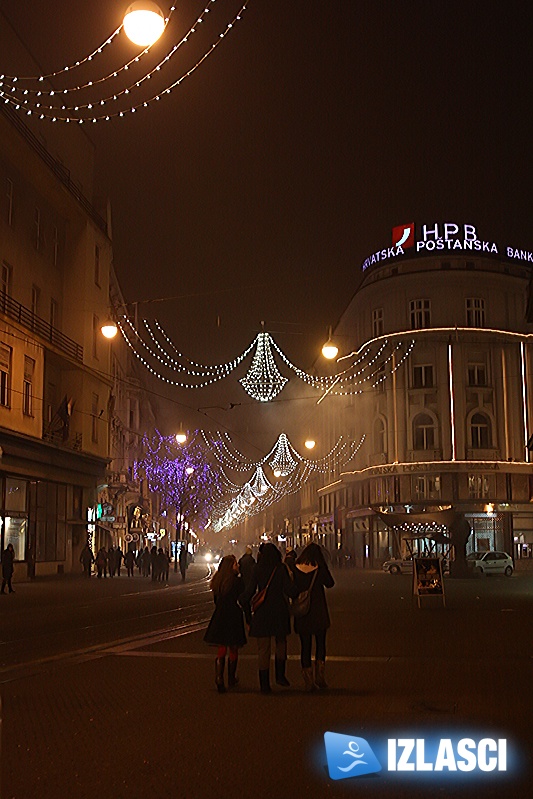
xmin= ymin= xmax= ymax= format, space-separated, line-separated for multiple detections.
xmin=1 ymin=565 xmax=532 ymax=798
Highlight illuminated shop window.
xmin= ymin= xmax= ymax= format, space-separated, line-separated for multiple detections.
xmin=468 ymin=474 xmax=490 ymax=499
xmin=413 ymin=475 xmax=441 ymax=500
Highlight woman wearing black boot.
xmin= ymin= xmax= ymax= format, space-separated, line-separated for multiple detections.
xmin=204 ymin=555 xmax=247 ymax=693
xmin=241 ymin=542 xmax=298 ymax=694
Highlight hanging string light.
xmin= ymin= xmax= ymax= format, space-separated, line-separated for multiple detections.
xmin=0 ymin=1 xmax=251 ymax=122
xmin=118 ymin=315 xmax=415 ymax=401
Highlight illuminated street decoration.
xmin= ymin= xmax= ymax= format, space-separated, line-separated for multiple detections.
xmin=118 ymin=315 xmax=415 ymax=402
xmin=0 ymin=1 xmax=251 ymax=122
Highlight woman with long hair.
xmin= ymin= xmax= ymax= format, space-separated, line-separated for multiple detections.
xmin=293 ymin=542 xmax=335 ymax=691
xmin=204 ymin=555 xmax=247 ymax=693
xmin=241 ymin=542 xmax=298 ymax=694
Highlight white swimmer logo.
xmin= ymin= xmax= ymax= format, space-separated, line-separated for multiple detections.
xmin=337 ymin=740 xmax=368 ymax=772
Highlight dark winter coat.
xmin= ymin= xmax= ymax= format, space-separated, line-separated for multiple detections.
xmin=204 ymin=575 xmax=247 ymax=647
xmin=2 ymin=547 xmax=14 ymax=578
xmin=242 ymin=562 xmax=298 ymax=639
xmin=238 ymin=552 xmax=255 ymax=589
xmin=292 ymin=563 xmax=335 ymax=635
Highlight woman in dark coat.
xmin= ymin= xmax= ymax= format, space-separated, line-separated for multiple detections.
xmin=241 ymin=542 xmax=298 ymax=694
xmin=204 ymin=555 xmax=247 ymax=693
xmin=1 ymin=543 xmax=15 ymax=593
xmin=293 ymin=543 xmax=335 ymax=691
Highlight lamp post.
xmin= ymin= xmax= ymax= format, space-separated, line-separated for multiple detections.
xmin=174 ymin=466 xmax=194 ymax=573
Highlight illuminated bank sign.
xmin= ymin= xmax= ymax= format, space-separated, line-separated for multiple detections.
xmin=324 ymin=731 xmax=513 ymax=782
xmin=361 ymin=221 xmax=533 ymax=270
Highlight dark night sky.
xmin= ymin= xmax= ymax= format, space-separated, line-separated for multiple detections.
xmin=1 ymin=1 xmax=532 ymax=447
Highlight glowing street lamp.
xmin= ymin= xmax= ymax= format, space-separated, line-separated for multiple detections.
xmin=175 ymin=431 xmax=187 ymax=444
xmin=304 ymin=438 xmax=316 ymax=450
xmin=321 ymin=326 xmax=339 ymax=360
xmin=123 ymin=1 xmax=166 ymax=47
xmin=101 ymin=318 xmax=119 ymax=339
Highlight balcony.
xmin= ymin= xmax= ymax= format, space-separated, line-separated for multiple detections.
xmin=0 ymin=293 xmax=83 ymax=362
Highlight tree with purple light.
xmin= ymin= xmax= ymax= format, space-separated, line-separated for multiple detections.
xmin=135 ymin=431 xmax=223 ymax=571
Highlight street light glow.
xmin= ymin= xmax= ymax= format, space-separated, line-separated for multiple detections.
xmin=101 ymin=321 xmax=119 ymax=339
xmin=123 ymin=1 xmax=165 ymax=47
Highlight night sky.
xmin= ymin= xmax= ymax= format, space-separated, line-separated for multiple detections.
xmin=1 ymin=0 xmax=532 ymax=449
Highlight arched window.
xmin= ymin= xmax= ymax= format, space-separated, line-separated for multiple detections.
xmin=470 ymin=412 xmax=491 ymax=448
xmin=374 ymin=418 xmax=386 ymax=454
xmin=413 ymin=413 xmax=436 ymax=450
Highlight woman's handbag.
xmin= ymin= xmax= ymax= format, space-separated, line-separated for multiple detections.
xmin=290 ymin=569 xmax=318 ymax=617
xmin=251 ymin=567 xmax=276 ymax=614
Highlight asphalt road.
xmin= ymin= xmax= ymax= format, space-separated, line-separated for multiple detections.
xmin=1 ymin=566 xmax=532 ymax=798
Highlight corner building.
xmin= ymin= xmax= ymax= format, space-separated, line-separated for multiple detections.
xmin=318 ymin=225 xmax=533 ymax=567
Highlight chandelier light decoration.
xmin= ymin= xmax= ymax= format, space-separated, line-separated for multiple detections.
xmin=210 ymin=433 xmax=366 ymax=532
xmin=135 ymin=430 xmax=366 ymax=534
xmin=118 ymin=315 xmax=415 ymax=402
xmin=0 ymin=1 xmax=251 ymax=122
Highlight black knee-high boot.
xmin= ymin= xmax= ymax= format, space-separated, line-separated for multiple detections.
xmin=228 ymin=658 xmax=238 ymax=687
xmin=275 ymin=658 xmax=290 ymax=686
xmin=215 ymin=657 xmax=226 ymax=693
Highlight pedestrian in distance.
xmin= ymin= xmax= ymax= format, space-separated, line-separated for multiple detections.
xmin=115 ymin=545 xmax=123 ymax=576
xmin=157 ymin=547 xmax=167 ymax=582
xmin=179 ymin=545 xmax=188 ymax=581
xmin=124 ymin=548 xmax=136 ymax=577
xmin=150 ymin=545 xmax=159 ymax=581
xmin=162 ymin=548 xmax=170 ymax=582
xmin=79 ymin=542 xmax=95 ymax=578
xmin=1 ymin=542 xmax=16 ymax=594
xmin=108 ymin=545 xmax=117 ymax=577
xmin=204 ymin=555 xmax=247 ymax=693
xmin=95 ymin=546 xmax=108 ymax=579
xmin=238 ymin=546 xmax=255 ymax=590
xmin=141 ymin=546 xmax=151 ymax=577
xmin=241 ymin=542 xmax=298 ymax=694
xmin=292 ymin=542 xmax=335 ymax=691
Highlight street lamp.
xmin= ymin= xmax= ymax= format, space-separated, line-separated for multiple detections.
xmin=304 ymin=438 xmax=316 ymax=450
xmin=175 ymin=430 xmax=187 ymax=445
xmin=321 ymin=326 xmax=339 ymax=360
xmin=123 ymin=1 xmax=165 ymax=47
xmin=101 ymin=317 xmax=119 ymax=339
xmin=174 ymin=466 xmax=194 ymax=573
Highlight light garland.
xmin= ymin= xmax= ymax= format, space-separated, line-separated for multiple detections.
xmin=0 ymin=2 xmax=250 ymax=122
xmin=119 ymin=315 xmax=415 ymax=402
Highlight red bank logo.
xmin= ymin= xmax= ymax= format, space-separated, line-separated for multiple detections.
xmin=392 ymin=223 xmax=415 ymax=248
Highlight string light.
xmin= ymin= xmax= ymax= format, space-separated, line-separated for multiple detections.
xmin=0 ymin=2 xmax=250 ymax=122
xmin=118 ymin=316 xmax=415 ymax=401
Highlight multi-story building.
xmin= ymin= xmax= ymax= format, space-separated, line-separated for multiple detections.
xmin=316 ymin=222 xmax=533 ymax=567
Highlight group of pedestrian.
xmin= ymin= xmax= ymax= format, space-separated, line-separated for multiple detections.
xmin=79 ymin=543 xmax=172 ymax=581
xmin=203 ymin=541 xmax=334 ymax=694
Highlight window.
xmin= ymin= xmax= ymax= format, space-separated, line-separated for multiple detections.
xmin=470 ymin=412 xmax=491 ymax=448
xmin=413 ymin=475 xmax=441 ymax=500
xmin=23 ymin=356 xmax=35 ymax=416
xmin=372 ymin=308 xmax=384 ymax=337
xmin=373 ymin=418 xmax=386 ymax=454
xmin=91 ymin=392 xmax=99 ymax=442
xmin=94 ymin=244 xmax=100 ymax=286
xmin=34 ymin=207 xmax=41 ymax=250
xmin=92 ymin=314 xmax=99 ymax=358
xmin=374 ymin=361 xmax=386 ymax=392
xmin=6 ymin=178 xmax=13 ymax=226
xmin=413 ymin=413 xmax=436 ymax=450
xmin=53 ymin=226 xmax=59 ymax=266
xmin=50 ymin=298 xmax=58 ymax=330
xmin=409 ymin=299 xmax=431 ymax=329
xmin=468 ymin=362 xmax=487 ymax=387
xmin=31 ymin=285 xmax=40 ymax=318
xmin=466 ymin=298 xmax=485 ymax=327
xmin=412 ymin=364 xmax=434 ymax=389
xmin=469 ymin=474 xmax=490 ymax=499
xmin=0 ymin=342 xmax=12 ymax=407
xmin=1 ymin=261 xmax=11 ymax=312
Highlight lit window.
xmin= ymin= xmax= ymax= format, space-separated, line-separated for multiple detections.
xmin=409 ymin=299 xmax=431 ymax=329
xmin=413 ymin=475 xmax=441 ymax=500
xmin=468 ymin=474 xmax=490 ymax=499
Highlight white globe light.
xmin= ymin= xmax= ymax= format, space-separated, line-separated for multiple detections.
xmin=304 ymin=438 xmax=316 ymax=450
xmin=101 ymin=321 xmax=118 ymax=339
xmin=175 ymin=432 xmax=187 ymax=444
xmin=123 ymin=2 xmax=165 ymax=47
xmin=321 ymin=341 xmax=339 ymax=360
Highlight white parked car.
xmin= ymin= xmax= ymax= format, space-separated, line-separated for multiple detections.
xmin=466 ymin=551 xmax=514 ymax=576
xmin=382 ymin=558 xmax=414 ymax=575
